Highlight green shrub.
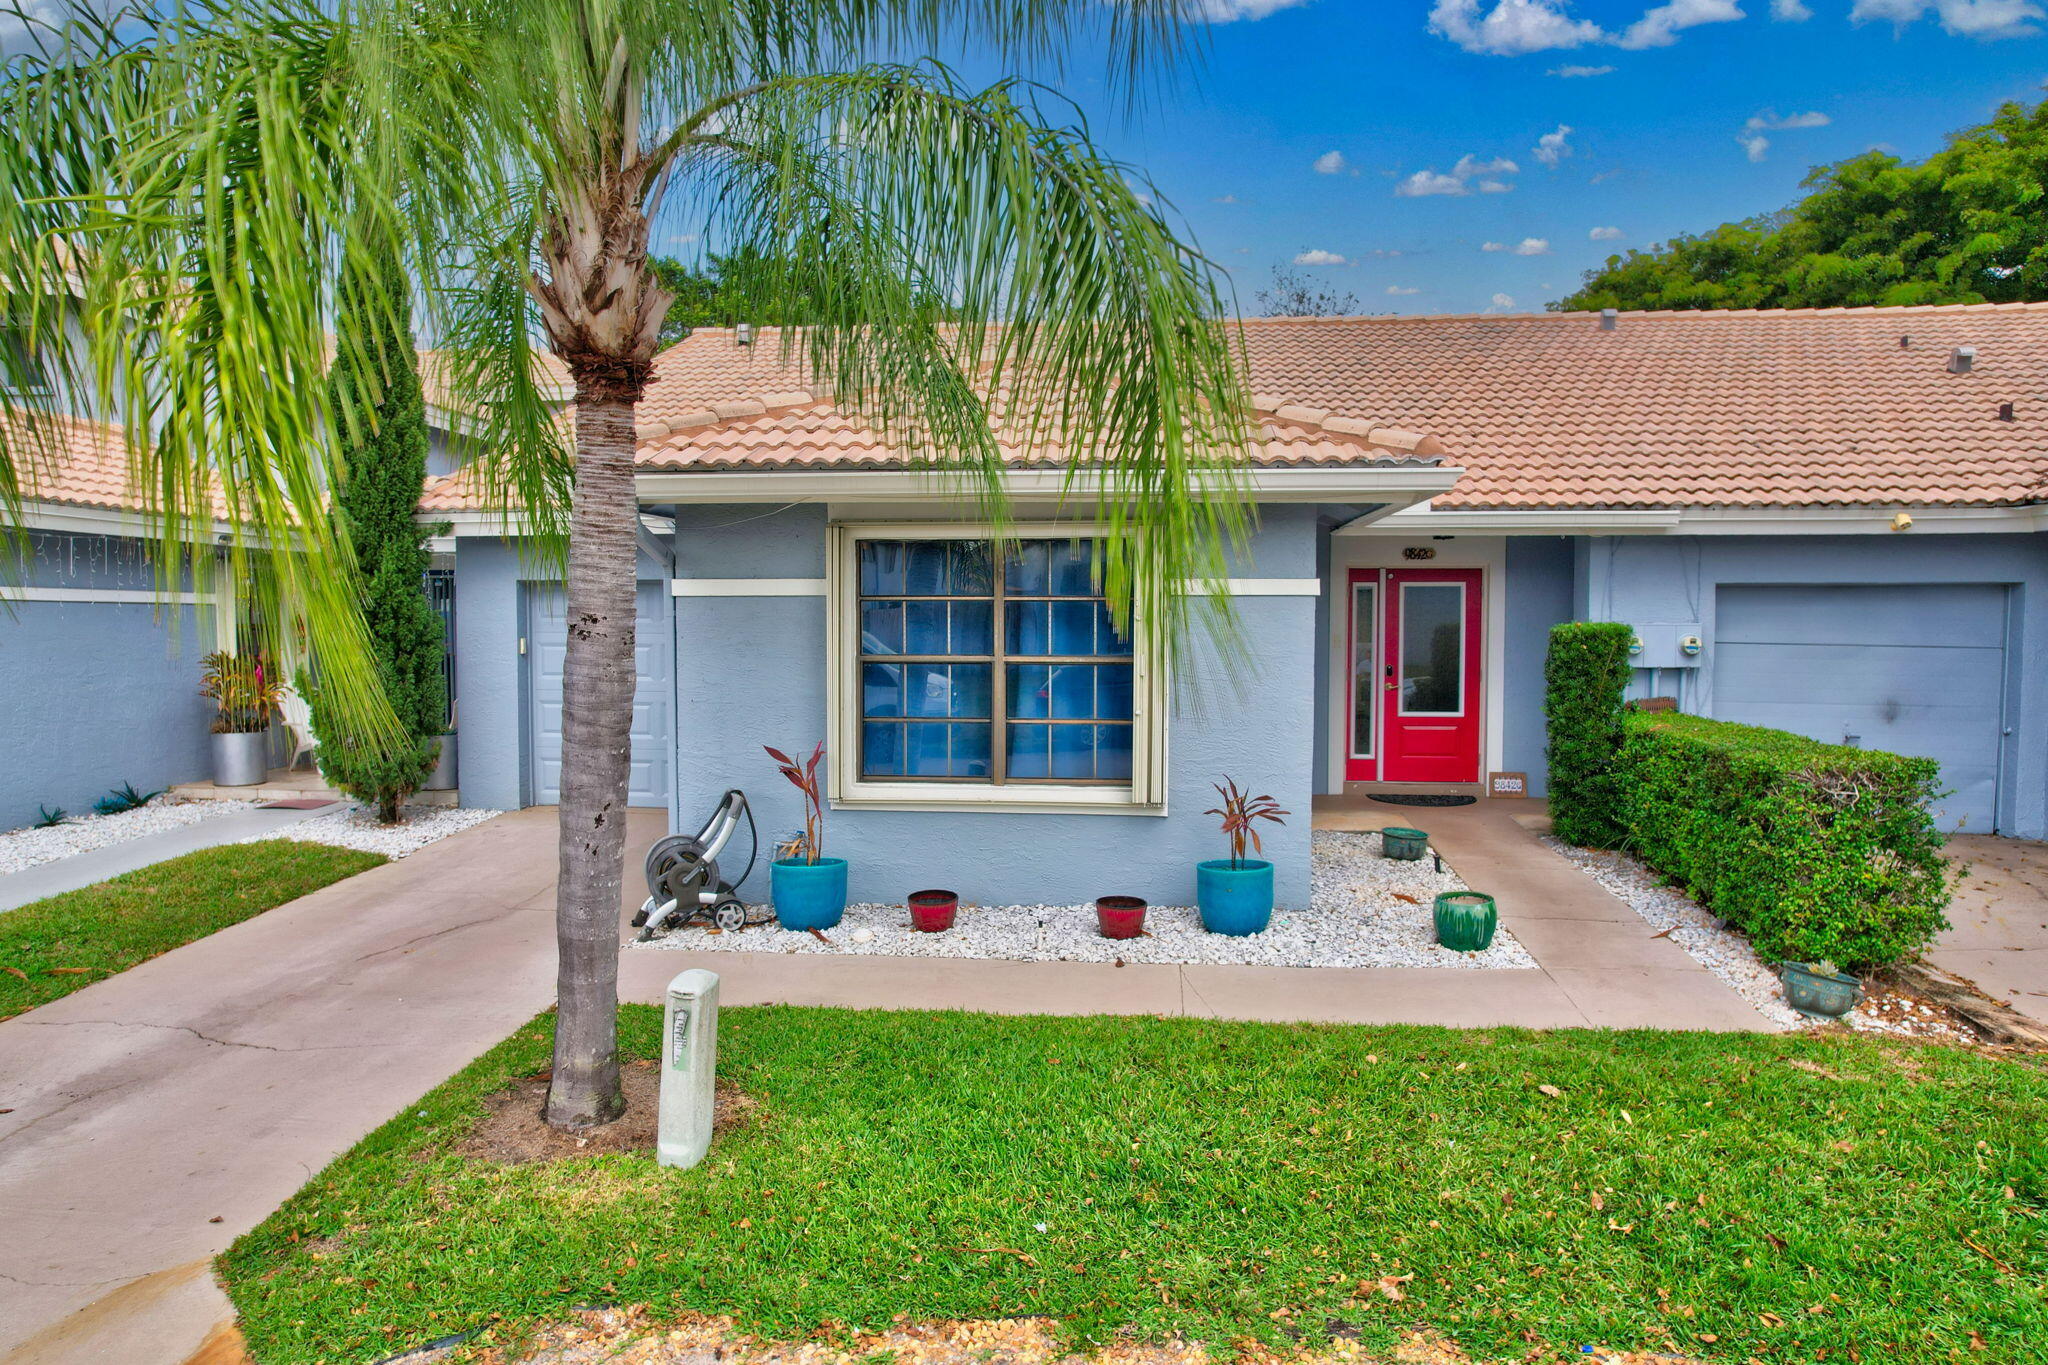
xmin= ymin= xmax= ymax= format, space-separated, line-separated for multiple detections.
xmin=1543 ymin=622 xmax=1635 ymax=847
xmin=1619 ymin=712 xmax=1952 ymax=969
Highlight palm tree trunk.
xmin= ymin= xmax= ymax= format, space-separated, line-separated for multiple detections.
xmin=544 ymin=389 xmax=640 ymax=1129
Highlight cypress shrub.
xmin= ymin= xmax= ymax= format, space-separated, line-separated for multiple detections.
xmin=310 ymin=258 xmax=447 ymax=823
xmin=1543 ymin=621 xmax=1635 ymax=846
xmin=1619 ymin=713 xmax=1951 ymax=969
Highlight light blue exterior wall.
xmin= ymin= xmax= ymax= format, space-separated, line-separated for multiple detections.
xmin=0 ymin=532 xmax=214 ymax=828
xmin=664 ymin=502 xmax=1320 ymax=909
xmin=1502 ymin=537 xmax=1575 ymax=797
xmin=1566 ymin=531 xmax=2048 ymax=839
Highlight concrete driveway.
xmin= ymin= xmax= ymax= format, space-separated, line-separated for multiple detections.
xmin=1928 ymin=834 xmax=2048 ymax=1025
xmin=0 ymin=807 xmax=665 ymax=1363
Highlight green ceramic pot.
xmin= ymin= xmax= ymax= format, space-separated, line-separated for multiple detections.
xmin=1433 ymin=890 xmax=1498 ymax=952
xmin=1779 ymin=961 xmax=1862 ymax=1019
xmin=1382 ymin=827 xmax=1429 ymax=861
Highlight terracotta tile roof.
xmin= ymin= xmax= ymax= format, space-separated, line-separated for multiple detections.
xmin=634 ymin=307 xmax=2048 ymax=508
xmin=631 ymin=327 xmax=1444 ymax=477
xmin=5 ymin=408 xmax=199 ymax=516
xmin=1234 ymin=303 xmax=2048 ymax=509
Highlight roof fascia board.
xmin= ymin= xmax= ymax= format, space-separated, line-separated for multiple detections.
xmin=1671 ymin=504 xmax=2048 ymax=535
xmin=6 ymin=499 xmax=242 ymax=541
xmin=1342 ymin=505 xmax=1682 ymax=536
xmin=631 ymin=465 xmax=1463 ymax=507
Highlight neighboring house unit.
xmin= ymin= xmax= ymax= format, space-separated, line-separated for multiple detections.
xmin=9 ymin=302 xmax=2048 ymax=910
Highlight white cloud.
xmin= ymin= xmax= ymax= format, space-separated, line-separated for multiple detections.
xmin=1481 ymin=238 xmax=1549 ymax=254
xmin=1748 ymin=108 xmax=1831 ymax=130
xmin=1386 ymin=285 xmax=1425 ymax=295
xmin=1590 ymin=225 xmax=1625 ymax=240
xmin=1771 ymin=0 xmax=1813 ymax=17
xmin=1549 ymin=63 xmax=1616 ymax=76
xmin=1293 ymin=248 xmax=1350 ymax=266
xmin=1617 ymin=0 xmax=1746 ymax=49
xmin=1737 ymin=109 xmax=1830 ymax=161
xmin=1850 ymin=0 xmax=2044 ymax=39
xmin=1183 ymin=0 xmax=1316 ymax=20
xmin=1489 ymin=292 xmax=1518 ymax=311
xmin=1428 ymin=0 xmax=1606 ymax=54
xmin=1533 ymin=124 xmax=1574 ymax=168
xmin=1313 ymin=150 xmax=1354 ymax=175
xmin=1399 ymin=153 xmax=1523 ymax=197
xmin=1212 ymin=193 xmax=1241 ymax=204
xmin=1454 ymin=153 xmax=1521 ymax=178
xmin=1397 ymin=169 xmax=1472 ymax=197
xmin=1481 ymin=241 xmax=1507 ymax=251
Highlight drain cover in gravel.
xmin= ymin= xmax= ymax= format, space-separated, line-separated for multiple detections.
xmin=1369 ymin=793 xmax=1476 ymax=808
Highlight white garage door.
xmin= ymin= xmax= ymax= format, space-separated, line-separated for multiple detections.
xmin=1715 ymin=583 xmax=2008 ymax=833
xmin=528 ymin=582 xmax=670 ymax=807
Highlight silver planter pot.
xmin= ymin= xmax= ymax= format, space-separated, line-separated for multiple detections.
xmin=212 ymin=729 xmax=270 ymax=787
xmin=424 ymin=732 xmax=458 ymax=790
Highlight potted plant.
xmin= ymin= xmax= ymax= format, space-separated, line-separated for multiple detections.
xmin=1197 ymin=777 xmax=1289 ymax=936
xmin=1095 ymin=895 xmax=1147 ymax=939
xmin=907 ymin=889 xmax=958 ymax=933
xmin=200 ymin=649 xmax=281 ymax=787
xmin=766 ymin=742 xmax=846 ymax=930
xmin=1779 ymin=959 xmax=1862 ymax=1020
xmin=1432 ymin=890 xmax=1498 ymax=952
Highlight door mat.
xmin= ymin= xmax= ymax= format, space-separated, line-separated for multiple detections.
xmin=259 ymin=798 xmax=338 ymax=810
xmin=1368 ymin=794 xmax=1477 ymax=808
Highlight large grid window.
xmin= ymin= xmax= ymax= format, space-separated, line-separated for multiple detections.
xmin=856 ymin=537 xmax=1134 ymax=785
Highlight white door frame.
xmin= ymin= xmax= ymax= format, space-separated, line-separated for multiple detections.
xmin=1323 ymin=535 xmax=1506 ymax=795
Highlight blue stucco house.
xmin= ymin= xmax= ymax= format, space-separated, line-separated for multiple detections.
xmin=10 ymin=302 xmax=2048 ymax=911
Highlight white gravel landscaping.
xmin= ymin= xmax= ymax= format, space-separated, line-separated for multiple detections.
xmin=242 ymin=803 xmax=502 ymax=858
xmin=0 ymin=797 xmax=261 ymax=874
xmin=1543 ymin=836 xmax=1965 ymax=1039
xmin=638 ymin=829 xmax=1535 ymax=969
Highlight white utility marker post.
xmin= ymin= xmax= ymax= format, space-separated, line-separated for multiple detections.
xmin=658 ymin=968 xmax=720 ymax=1169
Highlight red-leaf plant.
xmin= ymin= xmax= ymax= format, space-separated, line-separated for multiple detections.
xmin=1205 ymin=777 xmax=1289 ymax=870
xmin=764 ymin=742 xmax=826 ymax=865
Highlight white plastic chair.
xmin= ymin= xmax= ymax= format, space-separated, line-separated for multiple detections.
xmin=278 ymin=686 xmax=317 ymax=772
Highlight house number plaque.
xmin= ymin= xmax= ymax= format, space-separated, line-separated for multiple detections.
xmin=1402 ymin=546 xmax=1436 ymax=560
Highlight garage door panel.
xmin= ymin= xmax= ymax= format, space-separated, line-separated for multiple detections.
xmin=1718 ymin=583 xmax=2006 ymax=649
xmin=1714 ymin=585 xmax=2005 ymax=834
xmin=528 ymin=583 xmax=669 ymax=807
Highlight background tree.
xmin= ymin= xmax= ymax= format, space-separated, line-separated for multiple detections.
xmin=1555 ymin=94 xmax=2048 ymax=311
xmin=1256 ymin=264 xmax=1360 ymax=317
xmin=650 ymin=246 xmax=822 ymax=346
xmin=308 ymin=255 xmax=447 ymax=825
xmin=2 ymin=1 xmax=1256 ymax=1133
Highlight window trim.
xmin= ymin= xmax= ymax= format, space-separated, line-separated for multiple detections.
xmin=827 ymin=521 xmax=1168 ymax=815
xmin=0 ymin=318 xmax=54 ymax=400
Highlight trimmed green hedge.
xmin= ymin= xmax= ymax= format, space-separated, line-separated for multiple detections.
xmin=1543 ymin=622 xmax=1635 ymax=847
xmin=1620 ymin=712 xmax=1952 ymax=969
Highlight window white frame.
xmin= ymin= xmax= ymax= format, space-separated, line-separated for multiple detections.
xmin=826 ymin=520 xmax=1168 ymax=814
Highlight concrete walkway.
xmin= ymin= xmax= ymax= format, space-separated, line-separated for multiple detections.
xmin=0 ymin=807 xmax=664 ymax=1362
xmin=0 ymin=802 xmax=347 ymax=914
xmin=620 ymin=798 xmax=1768 ymax=1032
xmin=1928 ymin=833 xmax=2048 ymax=1025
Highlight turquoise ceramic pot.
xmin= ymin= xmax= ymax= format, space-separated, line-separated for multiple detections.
xmin=1196 ymin=859 xmax=1275 ymax=936
xmin=770 ymin=857 xmax=848 ymax=930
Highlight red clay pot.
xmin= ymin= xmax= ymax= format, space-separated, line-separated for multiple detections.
xmin=1095 ymin=895 xmax=1148 ymax=940
xmin=908 ymin=889 xmax=958 ymax=933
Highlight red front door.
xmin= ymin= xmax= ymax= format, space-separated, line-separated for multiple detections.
xmin=1343 ymin=568 xmax=1483 ymax=784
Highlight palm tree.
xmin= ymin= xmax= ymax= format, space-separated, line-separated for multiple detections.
xmin=0 ymin=0 xmax=1255 ymax=1129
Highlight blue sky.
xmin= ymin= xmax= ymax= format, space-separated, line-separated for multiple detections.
xmin=959 ymin=0 xmax=2048 ymax=315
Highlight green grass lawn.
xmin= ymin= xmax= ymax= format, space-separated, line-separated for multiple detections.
xmin=222 ymin=1007 xmax=2048 ymax=1364
xmin=0 ymin=839 xmax=385 ymax=1018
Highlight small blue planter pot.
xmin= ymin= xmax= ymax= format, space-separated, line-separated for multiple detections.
xmin=1196 ymin=859 xmax=1275 ymax=936
xmin=770 ymin=857 xmax=848 ymax=931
